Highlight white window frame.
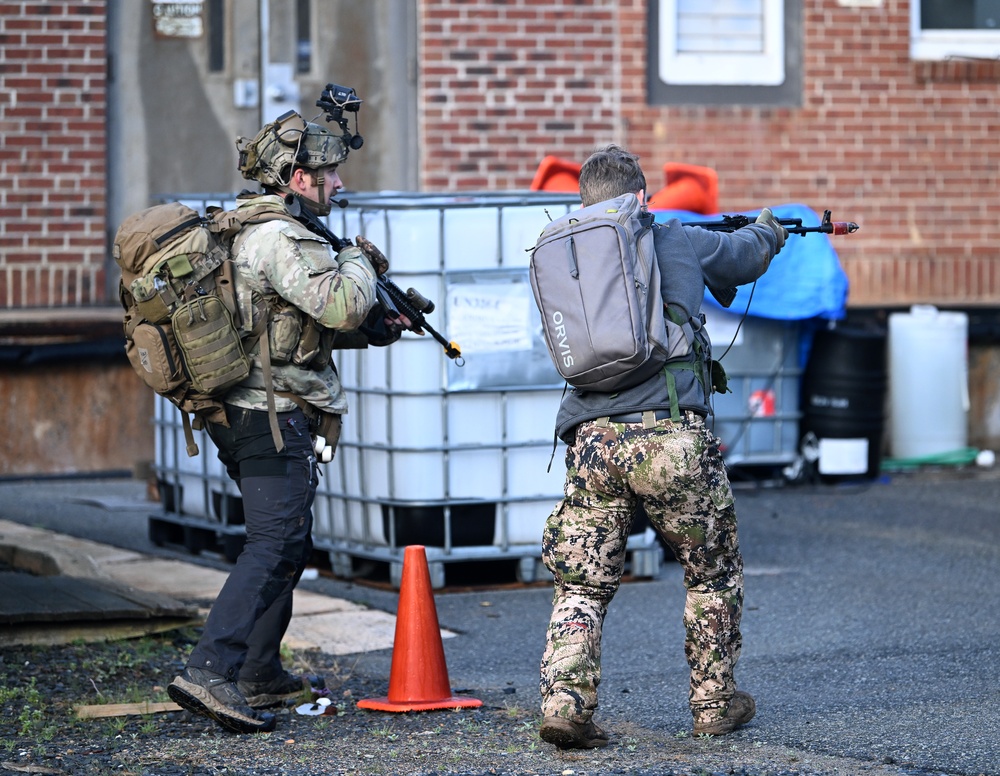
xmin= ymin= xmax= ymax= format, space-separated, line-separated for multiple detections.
xmin=658 ymin=0 xmax=785 ymax=86
xmin=910 ymin=2 xmax=1000 ymax=61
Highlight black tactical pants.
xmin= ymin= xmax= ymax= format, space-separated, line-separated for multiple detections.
xmin=187 ymin=405 xmax=318 ymax=683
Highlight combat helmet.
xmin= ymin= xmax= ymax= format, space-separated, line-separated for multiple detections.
xmin=237 ymin=110 xmax=348 ymax=188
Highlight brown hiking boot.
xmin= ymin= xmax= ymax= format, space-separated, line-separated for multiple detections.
xmin=693 ymin=690 xmax=756 ymax=736
xmin=539 ymin=716 xmax=610 ymax=749
xmin=238 ymin=670 xmax=326 ymax=709
xmin=168 ymin=667 xmax=276 ymax=735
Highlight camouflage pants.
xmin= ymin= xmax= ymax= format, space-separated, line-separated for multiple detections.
xmin=539 ymin=412 xmax=744 ymax=726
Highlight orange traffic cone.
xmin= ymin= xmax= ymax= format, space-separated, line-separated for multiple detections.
xmin=357 ymin=545 xmax=483 ymax=712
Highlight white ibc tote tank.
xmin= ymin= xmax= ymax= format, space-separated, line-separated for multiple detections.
xmin=888 ymin=305 xmax=969 ymax=459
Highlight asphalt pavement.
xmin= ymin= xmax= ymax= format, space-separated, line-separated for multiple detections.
xmin=1 ymin=466 xmax=997 ymax=776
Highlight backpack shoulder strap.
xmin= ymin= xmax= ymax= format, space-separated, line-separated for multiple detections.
xmin=257 ymin=333 xmax=284 ymax=453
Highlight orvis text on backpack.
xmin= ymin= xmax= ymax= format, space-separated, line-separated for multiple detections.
xmin=529 ymin=193 xmax=695 ymax=393
xmin=113 ymin=201 xmax=280 ymax=455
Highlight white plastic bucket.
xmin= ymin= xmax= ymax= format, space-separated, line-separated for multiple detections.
xmin=888 ymin=305 xmax=969 ymax=459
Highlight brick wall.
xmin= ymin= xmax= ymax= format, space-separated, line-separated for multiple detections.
xmin=418 ymin=0 xmax=625 ymax=191
xmin=0 ymin=1 xmax=108 ymax=308
xmin=419 ymin=0 xmax=1000 ymax=308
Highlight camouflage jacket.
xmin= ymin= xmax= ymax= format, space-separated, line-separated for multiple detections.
xmin=224 ymin=193 xmax=379 ymax=414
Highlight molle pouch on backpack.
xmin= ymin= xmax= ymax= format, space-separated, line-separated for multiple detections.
xmin=128 ymin=274 xmax=177 ymax=325
xmin=124 ymin=312 xmax=187 ymax=395
xmin=171 ymin=293 xmax=251 ymax=395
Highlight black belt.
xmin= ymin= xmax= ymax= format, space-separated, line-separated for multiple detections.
xmin=606 ymin=410 xmax=673 ymax=423
xmin=603 ymin=409 xmax=702 ymax=424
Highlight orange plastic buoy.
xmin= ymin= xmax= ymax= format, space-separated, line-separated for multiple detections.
xmin=529 ymin=155 xmax=582 ymax=192
xmin=647 ymin=162 xmax=719 ymax=215
xmin=357 ymin=545 xmax=483 ymax=712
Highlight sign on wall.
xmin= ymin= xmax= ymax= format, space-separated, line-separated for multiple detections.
xmin=151 ymin=0 xmax=204 ymax=39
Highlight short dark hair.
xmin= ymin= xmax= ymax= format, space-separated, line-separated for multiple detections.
xmin=578 ymin=144 xmax=647 ymax=207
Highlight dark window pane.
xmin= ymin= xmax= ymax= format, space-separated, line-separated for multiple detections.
xmin=296 ymin=0 xmax=312 ymax=74
xmin=208 ymin=0 xmax=225 ymax=72
xmin=976 ymin=0 xmax=1000 ymax=28
xmin=921 ymin=0 xmax=975 ymax=29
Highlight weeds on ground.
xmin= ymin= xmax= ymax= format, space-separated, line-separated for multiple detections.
xmin=68 ymin=629 xmax=195 ymax=704
xmin=0 ymin=677 xmax=57 ymax=743
xmin=0 ymin=629 xmax=203 ymax=751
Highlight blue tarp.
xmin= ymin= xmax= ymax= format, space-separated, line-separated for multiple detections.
xmin=650 ymin=203 xmax=850 ymax=322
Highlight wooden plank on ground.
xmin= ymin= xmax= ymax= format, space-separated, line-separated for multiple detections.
xmin=0 ymin=616 xmax=201 ymax=647
xmin=75 ymin=700 xmax=181 ymax=719
xmin=0 ymin=572 xmax=197 ymax=624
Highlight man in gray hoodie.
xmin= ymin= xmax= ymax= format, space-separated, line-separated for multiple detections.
xmin=538 ymin=144 xmax=788 ymax=750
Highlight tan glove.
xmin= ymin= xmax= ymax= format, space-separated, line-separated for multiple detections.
xmin=355 ymin=235 xmax=389 ymax=276
xmin=755 ymin=208 xmax=789 ymax=254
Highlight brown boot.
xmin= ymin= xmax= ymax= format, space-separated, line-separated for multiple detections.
xmin=238 ymin=671 xmax=326 ymax=709
xmin=539 ymin=716 xmax=610 ymax=749
xmin=693 ymin=691 xmax=756 ymax=736
xmin=168 ymin=667 xmax=276 ymax=735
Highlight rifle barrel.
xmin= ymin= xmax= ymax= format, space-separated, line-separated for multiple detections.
xmin=786 ymin=221 xmax=860 ymax=235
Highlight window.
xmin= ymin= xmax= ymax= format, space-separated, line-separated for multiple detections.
xmin=911 ymin=0 xmax=1000 ymax=60
xmin=647 ymin=0 xmax=800 ymax=106
xmin=207 ymin=0 xmax=224 ymax=72
xmin=295 ymin=0 xmax=312 ymax=74
xmin=658 ymin=0 xmax=784 ymax=86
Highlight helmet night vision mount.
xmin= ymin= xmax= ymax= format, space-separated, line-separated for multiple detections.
xmin=316 ymin=82 xmax=364 ymax=151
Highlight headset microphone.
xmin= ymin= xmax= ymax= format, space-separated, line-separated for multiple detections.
xmin=332 ymin=197 xmax=349 ymax=209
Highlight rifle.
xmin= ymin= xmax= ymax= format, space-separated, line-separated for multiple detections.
xmin=294 ymin=204 xmax=464 ymax=363
xmin=679 ymin=209 xmax=860 ymax=308
xmin=683 ymin=209 xmax=860 ymax=236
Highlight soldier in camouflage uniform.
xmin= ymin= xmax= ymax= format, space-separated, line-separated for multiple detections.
xmin=537 ymin=145 xmax=788 ymax=749
xmin=169 ymin=111 xmax=402 ymax=735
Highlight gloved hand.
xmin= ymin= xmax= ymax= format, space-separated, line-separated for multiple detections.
xmin=358 ymin=305 xmax=404 ymax=347
xmin=355 ymin=235 xmax=389 ymax=276
xmin=334 ymin=244 xmax=364 ymax=266
xmin=755 ymin=208 xmax=788 ymax=254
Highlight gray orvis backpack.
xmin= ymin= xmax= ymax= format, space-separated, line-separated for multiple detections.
xmin=529 ymin=193 xmax=694 ymax=393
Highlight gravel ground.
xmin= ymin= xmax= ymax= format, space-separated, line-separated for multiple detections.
xmin=0 ymin=624 xmax=951 ymax=776
xmin=4 ymin=471 xmax=998 ymax=776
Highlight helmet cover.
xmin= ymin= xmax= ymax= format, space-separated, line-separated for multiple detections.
xmin=237 ymin=111 xmax=348 ymax=187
